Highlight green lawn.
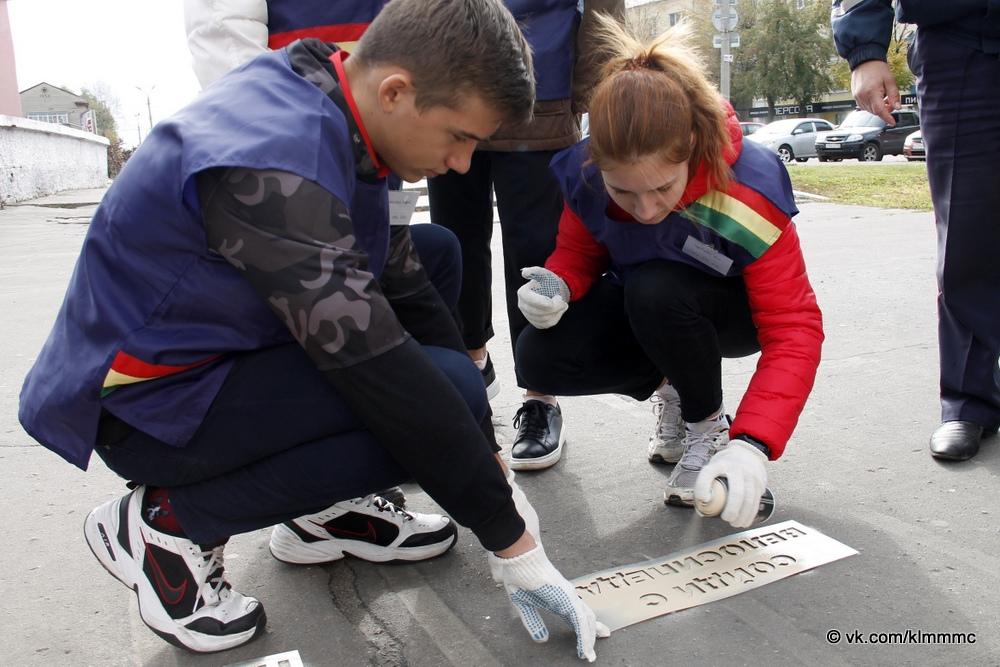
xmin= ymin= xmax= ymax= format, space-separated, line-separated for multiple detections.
xmin=786 ymin=162 xmax=932 ymax=211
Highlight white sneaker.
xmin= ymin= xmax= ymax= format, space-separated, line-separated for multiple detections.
xmin=663 ymin=414 xmax=731 ymax=507
xmin=269 ymin=494 xmax=457 ymax=565
xmin=83 ymin=487 xmax=265 ymax=653
xmin=647 ymin=387 xmax=684 ymax=464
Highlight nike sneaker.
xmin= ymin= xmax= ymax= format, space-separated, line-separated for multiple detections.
xmin=268 ymin=494 xmax=457 ymax=565
xmin=83 ymin=487 xmax=265 ymax=653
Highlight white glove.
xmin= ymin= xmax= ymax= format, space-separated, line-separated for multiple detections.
xmin=489 ymin=545 xmax=610 ymax=662
xmin=517 ymin=267 xmax=570 ymax=329
xmin=489 ymin=469 xmax=542 ymax=582
xmin=694 ymin=440 xmax=768 ymax=528
xmin=507 ymin=469 xmax=540 ymax=541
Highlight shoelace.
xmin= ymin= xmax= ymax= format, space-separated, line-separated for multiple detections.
xmin=513 ymin=401 xmax=549 ymax=442
xmin=678 ymin=425 xmax=729 ymax=472
xmin=196 ymin=544 xmax=229 ymax=606
xmin=650 ymin=393 xmax=682 ymax=440
xmin=357 ymin=494 xmax=414 ymax=522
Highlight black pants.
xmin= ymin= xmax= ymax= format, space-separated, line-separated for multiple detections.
xmin=428 ymin=150 xmax=563 ymax=362
xmin=516 ymin=261 xmax=760 ymax=423
xmin=910 ymin=29 xmax=1000 ymax=427
xmin=94 ymin=225 xmax=481 ymax=544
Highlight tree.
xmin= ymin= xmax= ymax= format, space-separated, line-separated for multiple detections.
xmin=79 ymin=84 xmax=120 ymax=144
xmin=78 ymin=84 xmax=130 ymax=177
xmin=689 ymin=0 xmax=837 ymax=120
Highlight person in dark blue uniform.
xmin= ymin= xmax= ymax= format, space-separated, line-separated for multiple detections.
xmin=427 ymin=0 xmax=624 ymax=472
xmin=832 ymin=0 xmax=1000 ymax=461
xmin=18 ymin=0 xmax=606 ymax=658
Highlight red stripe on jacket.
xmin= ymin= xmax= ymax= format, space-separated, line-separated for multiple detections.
xmin=268 ymin=23 xmax=370 ymax=50
xmin=109 ymin=350 xmax=221 ymax=380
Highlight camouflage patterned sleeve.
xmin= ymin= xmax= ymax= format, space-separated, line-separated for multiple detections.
xmin=199 ymin=167 xmax=409 ymax=370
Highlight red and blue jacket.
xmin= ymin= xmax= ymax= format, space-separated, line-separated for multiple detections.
xmin=545 ymin=107 xmax=824 ymax=457
xmin=266 ymin=0 xmax=579 ymax=102
xmin=266 ymin=1 xmax=389 ymax=50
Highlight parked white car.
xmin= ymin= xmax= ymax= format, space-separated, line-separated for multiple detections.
xmin=747 ymin=117 xmax=835 ymax=163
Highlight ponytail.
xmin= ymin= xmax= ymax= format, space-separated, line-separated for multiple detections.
xmin=586 ymin=15 xmax=731 ymax=192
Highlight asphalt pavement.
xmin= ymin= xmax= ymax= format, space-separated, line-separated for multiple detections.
xmin=1 ymin=184 xmax=997 ymax=666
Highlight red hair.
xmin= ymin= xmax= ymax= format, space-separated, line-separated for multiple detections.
xmin=586 ymin=16 xmax=731 ymax=192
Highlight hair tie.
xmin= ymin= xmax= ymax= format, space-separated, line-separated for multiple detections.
xmin=624 ymin=54 xmax=659 ymax=72
xmin=624 ymin=55 xmax=647 ymax=70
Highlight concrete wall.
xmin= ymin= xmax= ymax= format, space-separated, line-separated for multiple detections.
xmin=0 ymin=115 xmax=109 ymax=204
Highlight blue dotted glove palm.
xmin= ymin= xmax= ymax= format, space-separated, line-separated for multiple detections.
xmin=489 ymin=545 xmax=610 ymax=662
xmin=517 ymin=267 xmax=570 ymax=329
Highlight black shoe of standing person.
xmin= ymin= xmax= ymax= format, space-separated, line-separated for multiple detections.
xmin=481 ymin=352 xmax=500 ymax=400
xmin=929 ymin=420 xmax=998 ymax=461
xmin=509 ymin=400 xmax=565 ymax=471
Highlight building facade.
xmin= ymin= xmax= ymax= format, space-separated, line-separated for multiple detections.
xmin=626 ymin=0 xmax=693 ymax=40
xmin=19 ymin=82 xmax=94 ymax=132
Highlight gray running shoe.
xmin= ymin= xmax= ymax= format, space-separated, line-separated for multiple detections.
xmin=647 ymin=391 xmax=684 ymax=464
xmin=663 ymin=416 xmax=731 ymax=507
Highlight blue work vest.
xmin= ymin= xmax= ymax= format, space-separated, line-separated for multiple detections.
xmin=549 ymin=138 xmax=798 ymax=281
xmin=507 ymin=0 xmax=580 ymax=101
xmin=19 ymin=48 xmax=389 ymax=470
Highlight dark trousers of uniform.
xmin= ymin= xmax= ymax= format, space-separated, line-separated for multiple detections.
xmin=910 ymin=29 xmax=1000 ymax=428
xmin=428 ymin=150 xmax=563 ymax=364
xmin=515 ymin=260 xmax=760 ymax=423
xmin=94 ymin=224 xmax=482 ymax=544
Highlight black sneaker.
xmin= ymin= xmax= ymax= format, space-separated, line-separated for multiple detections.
xmin=481 ymin=353 xmax=500 ymax=400
xmin=83 ymin=487 xmax=266 ymax=653
xmin=509 ymin=400 xmax=565 ymax=470
xmin=269 ymin=494 xmax=458 ymax=564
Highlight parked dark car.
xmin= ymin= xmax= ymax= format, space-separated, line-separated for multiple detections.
xmin=814 ymin=109 xmax=920 ymax=162
xmin=903 ymin=130 xmax=925 ymax=161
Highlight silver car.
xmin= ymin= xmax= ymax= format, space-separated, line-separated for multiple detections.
xmin=747 ymin=117 xmax=835 ymax=163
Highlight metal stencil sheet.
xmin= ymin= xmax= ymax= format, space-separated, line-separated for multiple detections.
xmin=224 ymin=650 xmax=305 ymax=667
xmin=571 ymin=520 xmax=857 ymax=631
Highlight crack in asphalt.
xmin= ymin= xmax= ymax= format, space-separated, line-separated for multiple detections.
xmin=326 ymin=561 xmax=407 ymax=666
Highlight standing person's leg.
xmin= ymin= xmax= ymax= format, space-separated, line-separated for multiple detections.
xmin=492 ymin=150 xmax=564 ymax=351
xmin=427 ymin=153 xmax=501 ymax=396
xmin=620 ymin=260 xmax=760 ymax=506
xmin=87 ymin=342 xmax=482 ymax=652
xmin=912 ymin=31 xmax=1000 ymax=461
xmin=492 ymin=150 xmax=567 ymax=469
xmin=410 ymin=222 xmax=463 ymax=312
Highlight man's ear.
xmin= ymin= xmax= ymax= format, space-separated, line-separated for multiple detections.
xmin=376 ymin=71 xmax=415 ymax=113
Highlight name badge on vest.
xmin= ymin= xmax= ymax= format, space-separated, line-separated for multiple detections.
xmin=682 ymin=235 xmax=734 ymax=275
xmin=388 ymin=190 xmax=419 ymax=226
